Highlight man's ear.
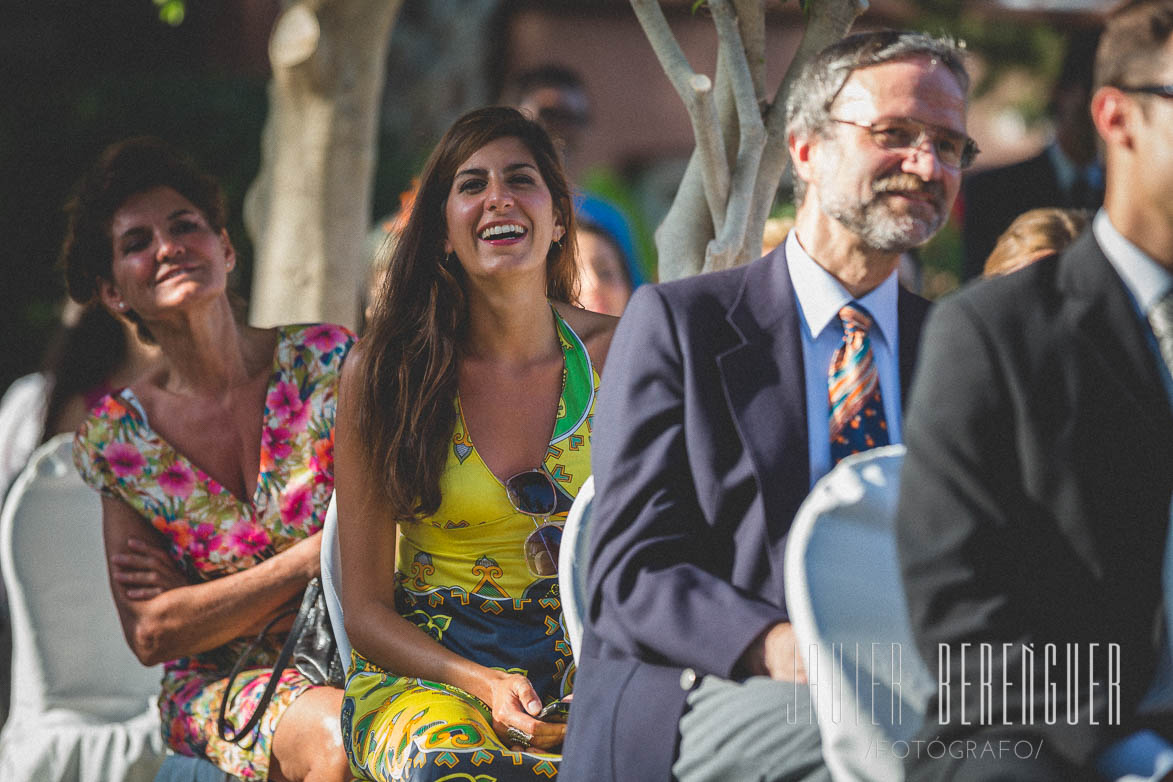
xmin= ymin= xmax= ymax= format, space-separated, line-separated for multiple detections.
xmin=788 ymin=130 xmax=818 ymax=191
xmin=1091 ymin=86 xmax=1135 ymax=151
xmin=98 ymin=278 xmax=127 ymax=314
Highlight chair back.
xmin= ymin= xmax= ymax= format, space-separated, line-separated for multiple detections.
xmin=558 ymin=475 xmax=594 ymax=659
xmin=784 ymin=445 xmax=934 ymax=782
xmin=0 ymin=433 xmax=160 ymax=720
xmin=319 ymin=492 xmax=352 ymax=666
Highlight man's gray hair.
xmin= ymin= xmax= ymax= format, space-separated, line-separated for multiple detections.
xmin=785 ymin=30 xmax=970 ymax=204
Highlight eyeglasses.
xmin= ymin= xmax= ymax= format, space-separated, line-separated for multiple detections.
xmin=829 ymin=117 xmax=980 ymax=170
xmin=1116 ymin=84 xmax=1173 ymax=99
xmin=505 ymin=469 xmax=563 ymax=578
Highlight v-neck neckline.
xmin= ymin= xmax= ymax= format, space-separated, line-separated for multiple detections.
xmin=456 ymin=307 xmax=567 ymax=488
xmin=118 ymin=326 xmax=286 ymax=508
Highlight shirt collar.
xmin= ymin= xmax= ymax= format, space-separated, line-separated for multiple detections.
xmin=1047 ymin=141 xmax=1104 ymax=195
xmin=1093 ymin=209 xmax=1173 ymax=314
xmin=785 ymin=230 xmax=900 ymax=345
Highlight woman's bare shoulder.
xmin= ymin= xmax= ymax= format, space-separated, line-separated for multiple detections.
xmin=552 ymin=302 xmax=619 ymax=373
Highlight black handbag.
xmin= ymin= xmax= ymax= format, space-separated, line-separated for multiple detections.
xmin=217 ymin=577 xmax=346 ymax=747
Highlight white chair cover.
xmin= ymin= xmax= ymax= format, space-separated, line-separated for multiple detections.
xmin=319 ymin=493 xmax=351 ymax=666
xmin=0 ymin=433 xmax=166 ymax=782
xmin=558 ymin=475 xmax=594 ymax=660
xmin=784 ymin=445 xmax=934 ymax=782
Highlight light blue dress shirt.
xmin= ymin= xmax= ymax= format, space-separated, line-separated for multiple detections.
xmin=784 ymin=230 xmax=903 ymax=488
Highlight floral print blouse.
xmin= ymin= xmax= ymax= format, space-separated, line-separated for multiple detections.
xmin=73 ymin=321 xmax=354 ymax=621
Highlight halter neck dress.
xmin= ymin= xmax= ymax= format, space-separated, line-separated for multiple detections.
xmin=342 ymin=307 xmax=598 ymax=782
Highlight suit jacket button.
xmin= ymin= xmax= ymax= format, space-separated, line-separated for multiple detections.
xmin=680 ymin=667 xmax=698 ymax=691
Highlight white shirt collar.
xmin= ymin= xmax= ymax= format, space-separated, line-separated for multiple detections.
xmin=1092 ymin=209 xmax=1173 ymax=314
xmin=785 ymin=230 xmax=900 ymax=346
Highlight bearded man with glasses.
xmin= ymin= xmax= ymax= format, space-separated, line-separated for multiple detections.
xmin=897 ymin=1 xmax=1173 ymax=779
xmin=561 ymin=30 xmax=971 ymax=782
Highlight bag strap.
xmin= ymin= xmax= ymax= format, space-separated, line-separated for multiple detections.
xmin=217 ymin=578 xmax=324 ymax=747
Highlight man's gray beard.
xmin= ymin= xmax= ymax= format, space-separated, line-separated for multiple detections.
xmin=820 ymin=191 xmax=944 ymax=253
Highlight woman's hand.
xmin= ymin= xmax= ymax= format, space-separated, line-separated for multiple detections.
xmin=110 ymin=537 xmax=190 ymax=600
xmin=485 ymin=671 xmax=566 ymax=752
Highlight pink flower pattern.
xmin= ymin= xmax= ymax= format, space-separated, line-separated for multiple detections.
xmin=104 ymin=441 xmax=146 ymax=477
xmin=158 ymin=461 xmax=196 ymax=498
xmin=303 ymin=323 xmax=347 ymax=352
xmin=72 ymin=323 xmax=354 ymax=778
xmin=279 ymin=483 xmax=313 ymax=527
xmin=228 ymin=521 xmax=271 ymax=558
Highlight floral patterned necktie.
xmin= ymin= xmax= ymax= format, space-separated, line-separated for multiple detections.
xmin=829 ymin=303 xmax=890 ymax=465
xmin=1150 ymin=290 xmax=1173 ymax=380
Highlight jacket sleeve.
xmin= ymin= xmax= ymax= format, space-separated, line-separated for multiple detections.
xmin=585 ymin=284 xmax=786 ymax=679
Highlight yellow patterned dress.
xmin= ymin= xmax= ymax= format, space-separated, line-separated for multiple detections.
xmin=342 ymin=308 xmax=597 ymax=782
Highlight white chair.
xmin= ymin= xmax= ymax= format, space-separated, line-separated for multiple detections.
xmin=319 ymin=493 xmax=351 ymax=666
xmin=558 ymin=475 xmax=594 ymax=659
xmin=784 ymin=445 xmax=935 ymax=782
xmin=0 ymin=433 xmax=167 ymax=782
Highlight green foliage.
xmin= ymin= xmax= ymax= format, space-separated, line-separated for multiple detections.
xmin=153 ymin=0 xmax=186 ymax=27
xmin=908 ymin=0 xmax=1068 ymax=97
xmin=581 ymin=167 xmax=660 ymax=283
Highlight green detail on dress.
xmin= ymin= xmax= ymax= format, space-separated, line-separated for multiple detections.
xmin=404 ymin=610 xmax=452 ymax=642
xmin=550 ymin=307 xmax=593 ymax=443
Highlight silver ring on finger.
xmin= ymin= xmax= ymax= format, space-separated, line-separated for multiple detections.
xmin=505 ymin=726 xmax=533 ymax=746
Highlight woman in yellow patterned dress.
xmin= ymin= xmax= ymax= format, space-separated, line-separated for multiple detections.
xmin=334 ymin=106 xmax=618 ymax=781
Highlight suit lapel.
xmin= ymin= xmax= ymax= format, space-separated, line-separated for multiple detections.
xmin=897 ymin=286 xmax=931 ymax=408
xmin=1061 ymin=233 xmax=1172 ymax=428
xmin=716 ymin=247 xmax=810 ymax=532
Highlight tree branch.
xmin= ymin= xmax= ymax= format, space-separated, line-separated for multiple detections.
xmin=705 ymin=0 xmax=766 ymax=272
xmin=630 ymin=0 xmax=729 ymax=235
xmin=733 ymin=0 xmax=767 ymax=98
xmin=751 ymin=0 xmax=868 ymax=230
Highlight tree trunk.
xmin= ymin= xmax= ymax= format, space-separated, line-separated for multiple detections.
xmin=245 ymin=0 xmax=402 ymax=330
xmin=638 ymin=0 xmax=869 ymax=280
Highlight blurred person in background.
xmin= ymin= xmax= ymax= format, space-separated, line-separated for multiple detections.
xmin=983 ymin=206 xmax=1091 ymax=277
xmin=575 ymin=218 xmax=633 ymax=316
xmin=961 ymin=28 xmax=1103 ymax=280
xmin=504 ymin=64 xmax=649 ymax=290
xmin=0 ymin=301 xmax=160 ymax=496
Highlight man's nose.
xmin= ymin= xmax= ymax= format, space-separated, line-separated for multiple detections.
xmin=901 ymin=141 xmax=944 ymax=181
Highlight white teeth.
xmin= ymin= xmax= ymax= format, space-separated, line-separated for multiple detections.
xmin=479 ymin=223 xmax=527 ymax=240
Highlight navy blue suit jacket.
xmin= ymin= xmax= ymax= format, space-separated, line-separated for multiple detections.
xmin=560 ymin=245 xmax=930 ymax=781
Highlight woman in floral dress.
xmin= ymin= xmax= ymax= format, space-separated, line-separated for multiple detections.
xmin=65 ymin=137 xmax=354 ymax=782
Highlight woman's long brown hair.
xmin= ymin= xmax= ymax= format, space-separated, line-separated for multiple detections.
xmin=356 ymin=106 xmax=579 ymax=522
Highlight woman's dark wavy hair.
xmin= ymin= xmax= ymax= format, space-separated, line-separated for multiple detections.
xmin=59 ymin=136 xmax=228 ymax=343
xmin=357 ymin=105 xmax=579 ymax=522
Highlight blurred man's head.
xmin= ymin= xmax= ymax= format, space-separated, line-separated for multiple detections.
xmin=1091 ymin=0 xmax=1173 ymax=265
xmin=504 ymin=65 xmax=592 ymax=165
xmin=1050 ymin=29 xmax=1101 ymax=166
